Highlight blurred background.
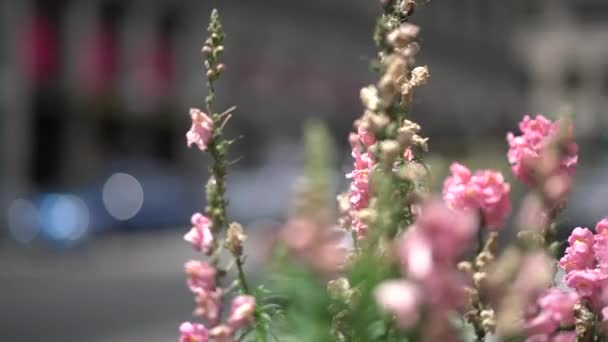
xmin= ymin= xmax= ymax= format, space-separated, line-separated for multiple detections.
xmin=1 ymin=0 xmax=608 ymax=341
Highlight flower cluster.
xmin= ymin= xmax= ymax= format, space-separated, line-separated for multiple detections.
xmin=507 ymin=115 xmax=578 ymax=187
xmin=181 ymin=227 xmax=256 ymax=341
xmin=443 ymin=162 xmax=511 ymax=230
xmin=524 ymin=288 xmax=578 ymax=341
xmin=375 ymin=200 xmax=477 ymax=339
xmin=559 ymin=219 xmax=608 ymax=303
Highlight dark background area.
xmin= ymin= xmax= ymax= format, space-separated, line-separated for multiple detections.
xmin=1 ymin=0 xmax=608 ymax=341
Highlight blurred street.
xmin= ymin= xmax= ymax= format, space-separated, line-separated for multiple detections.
xmin=0 ymin=230 xmax=213 ymax=342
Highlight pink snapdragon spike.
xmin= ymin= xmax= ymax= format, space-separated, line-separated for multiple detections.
xmin=559 ymin=227 xmax=595 ymax=272
xmin=193 ymin=288 xmax=222 ymax=324
xmin=506 ymin=115 xmax=578 ymax=185
xmin=187 ymin=108 xmax=214 ymax=151
xmin=443 ymin=162 xmax=511 ymax=230
xmin=184 ymin=213 xmax=214 ymax=253
xmin=524 ymin=289 xmax=578 ymax=336
xmin=346 ymin=129 xmax=376 ymax=239
xmin=179 ymin=321 xmax=209 ymax=342
xmin=184 ymin=260 xmax=216 ymax=292
xmin=227 ymin=295 xmax=256 ymax=329
xmin=374 ymin=280 xmax=420 ymax=329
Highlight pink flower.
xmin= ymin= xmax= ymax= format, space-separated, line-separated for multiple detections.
xmin=443 ymin=163 xmax=511 ymax=230
xmin=596 ymin=217 xmax=608 ymax=235
xmin=193 ymin=288 xmax=222 ymax=324
xmin=374 ymin=280 xmax=420 ymax=329
xmin=184 ymin=213 xmax=214 ymax=253
xmin=209 ymin=325 xmax=234 ymax=342
xmin=565 ymin=269 xmax=602 ymax=298
xmin=414 ymin=199 xmax=477 ymax=264
xmin=227 ymin=295 xmax=256 ymax=329
xmin=345 ymin=148 xmax=375 ymax=239
xmin=594 ymin=234 xmax=608 ymax=270
xmin=550 ymin=332 xmax=576 ymax=342
xmin=184 ymin=260 xmax=216 ymax=292
xmin=398 ymin=229 xmax=433 ymax=280
xmin=357 ymin=127 xmax=376 ymax=147
xmin=403 ymin=147 xmax=414 ymax=162
xmin=179 ymin=321 xmax=209 ymax=342
xmin=186 ymin=108 xmax=214 ymax=151
xmin=526 ymin=332 xmax=576 ymax=342
xmin=506 ymin=115 xmax=578 ymax=185
xmin=559 ymin=227 xmax=595 ymax=272
xmin=524 ymin=289 xmax=578 ymax=336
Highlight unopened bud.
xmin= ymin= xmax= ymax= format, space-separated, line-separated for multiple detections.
xmin=202 ymin=45 xmax=213 ymax=54
xmin=380 ymin=140 xmax=400 ymax=164
xmin=227 ymin=222 xmax=246 ymax=256
xmin=387 ymin=23 xmax=420 ymax=49
xmin=410 ymin=66 xmax=429 ymax=87
xmin=360 ymin=85 xmax=381 ymax=111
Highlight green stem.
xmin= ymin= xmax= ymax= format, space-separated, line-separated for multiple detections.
xmin=235 ymin=256 xmax=250 ymax=294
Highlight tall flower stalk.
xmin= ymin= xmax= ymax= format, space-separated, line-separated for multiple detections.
xmin=180 ymin=9 xmax=256 ymax=342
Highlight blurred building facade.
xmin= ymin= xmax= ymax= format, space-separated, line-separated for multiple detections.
xmin=1 ymin=0 xmax=608 ymax=237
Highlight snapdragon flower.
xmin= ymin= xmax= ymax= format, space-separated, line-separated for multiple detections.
xmin=179 ymin=321 xmax=209 ymax=342
xmin=187 ymin=108 xmax=214 ymax=151
xmin=184 ymin=213 xmax=214 ymax=253
xmin=506 ymin=115 xmax=578 ymax=186
xmin=443 ymin=163 xmax=511 ymax=230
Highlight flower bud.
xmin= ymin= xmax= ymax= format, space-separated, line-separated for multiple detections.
xmin=410 ymin=66 xmax=429 ymax=87
xmin=380 ymin=140 xmax=401 ymax=164
xmin=387 ymin=23 xmax=420 ymax=49
xmin=360 ymin=85 xmax=381 ymax=111
xmin=227 ymin=222 xmax=246 ymax=256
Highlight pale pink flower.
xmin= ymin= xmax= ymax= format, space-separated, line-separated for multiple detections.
xmin=186 ymin=108 xmax=214 ymax=151
xmin=550 ymin=332 xmax=576 ymax=342
xmin=565 ymin=269 xmax=602 ymax=298
xmin=596 ymin=217 xmax=608 ymax=235
xmin=559 ymin=227 xmax=595 ymax=272
xmin=526 ymin=332 xmax=576 ymax=342
xmin=179 ymin=321 xmax=209 ymax=342
xmin=524 ymin=289 xmax=578 ymax=336
xmin=594 ymin=234 xmax=608 ymax=270
xmin=443 ymin=162 xmax=511 ymax=230
xmin=193 ymin=288 xmax=222 ymax=324
xmin=357 ymin=127 xmax=376 ymax=147
xmin=514 ymin=252 xmax=555 ymax=302
xmin=403 ymin=147 xmax=414 ymax=162
xmin=374 ymin=280 xmax=420 ymax=329
xmin=602 ymin=306 xmax=608 ymax=321
xmin=227 ymin=295 xmax=256 ymax=329
xmin=346 ymin=149 xmax=375 ymax=238
xmin=398 ymin=229 xmax=433 ymax=280
xmin=414 ymin=199 xmax=477 ymax=264
xmin=184 ymin=260 xmax=216 ymax=292
xmin=506 ymin=115 xmax=578 ymax=185
xmin=209 ymin=325 xmax=234 ymax=342
xmin=184 ymin=213 xmax=214 ymax=253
